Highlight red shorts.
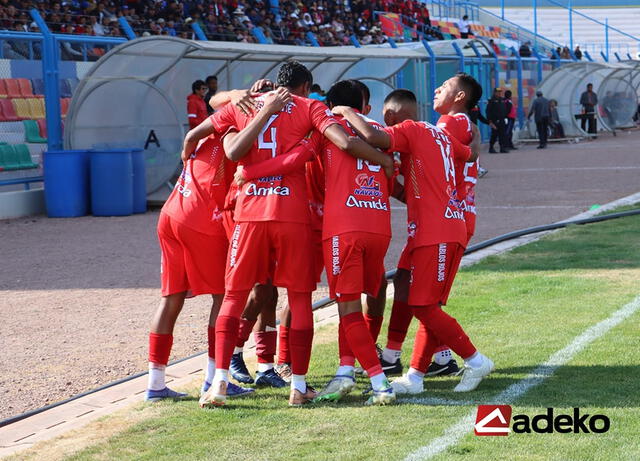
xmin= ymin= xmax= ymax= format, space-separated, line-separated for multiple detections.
xmin=226 ymin=221 xmax=316 ymax=292
xmin=465 ymin=212 xmax=476 ymax=244
xmin=323 ymin=232 xmax=390 ymax=300
xmin=408 ymin=242 xmax=464 ymax=306
xmin=313 ymin=229 xmax=324 ymax=282
xmin=222 ymin=209 xmax=235 ymax=241
xmin=157 ymin=212 xmax=227 ymax=297
xmin=397 ymin=237 xmax=413 ymax=271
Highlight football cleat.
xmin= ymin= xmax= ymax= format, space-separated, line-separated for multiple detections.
xmin=289 ymin=386 xmax=318 ymax=406
xmin=144 ymin=387 xmax=187 ymax=402
xmin=201 ymin=380 xmax=254 ymax=398
xmin=364 ymin=386 xmax=396 ymax=406
xmin=390 ymin=374 xmax=424 ymax=394
xmin=426 ymin=359 xmax=460 ymax=377
xmin=380 ymin=356 xmax=403 ymax=376
xmin=255 ymin=368 xmax=287 ymax=388
xmin=199 ymin=380 xmax=227 ymax=408
xmin=230 ymin=352 xmax=254 ymax=384
xmin=453 ymin=355 xmax=494 ymax=392
xmin=274 ymin=363 xmax=292 ymax=383
xmin=313 ymin=375 xmax=356 ymax=403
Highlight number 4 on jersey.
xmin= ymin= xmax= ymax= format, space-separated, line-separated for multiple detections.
xmin=258 ymin=114 xmax=278 ymax=157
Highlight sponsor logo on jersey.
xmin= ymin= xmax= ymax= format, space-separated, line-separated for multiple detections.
xmin=444 ymin=184 xmax=464 ymax=220
xmin=345 ymin=195 xmax=388 ymax=210
xmin=245 ymin=183 xmax=291 ymax=196
xmin=229 ymin=224 xmax=241 ymax=267
xmin=407 ymin=221 xmax=417 ymax=238
xmin=354 ymin=173 xmax=383 ymax=197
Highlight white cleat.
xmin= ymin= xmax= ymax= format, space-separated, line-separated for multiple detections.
xmin=453 ymin=355 xmax=494 ymax=392
xmin=390 ymin=374 xmax=424 ymax=395
xmin=199 ymin=380 xmax=227 ymax=407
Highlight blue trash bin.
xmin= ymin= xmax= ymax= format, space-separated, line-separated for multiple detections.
xmin=90 ymin=149 xmax=133 ymax=216
xmin=131 ymin=148 xmax=146 ymax=214
xmin=44 ymin=149 xmax=90 ymax=218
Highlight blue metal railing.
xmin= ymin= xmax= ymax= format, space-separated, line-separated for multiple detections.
xmin=0 ymin=176 xmax=43 ymax=190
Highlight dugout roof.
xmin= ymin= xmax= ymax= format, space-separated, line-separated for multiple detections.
xmin=65 ymin=36 xmax=431 ymax=194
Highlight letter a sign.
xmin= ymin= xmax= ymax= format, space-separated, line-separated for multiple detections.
xmin=474 ymin=405 xmax=512 ymax=436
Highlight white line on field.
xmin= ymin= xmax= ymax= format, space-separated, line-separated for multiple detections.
xmin=403 ymin=294 xmax=640 ymax=461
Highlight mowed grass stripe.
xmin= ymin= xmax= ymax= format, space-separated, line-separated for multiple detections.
xmin=10 ymin=208 xmax=638 ymax=461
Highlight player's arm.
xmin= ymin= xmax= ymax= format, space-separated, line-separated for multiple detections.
xmin=180 ymin=117 xmax=216 ymax=163
xmin=391 ymin=177 xmax=406 ymax=203
xmin=223 ymin=87 xmax=292 ymax=162
xmin=330 ymin=106 xmax=392 ymax=150
xmin=235 ymin=133 xmax=319 ymax=186
xmin=209 ymin=89 xmax=257 ymax=115
xmin=446 ymin=129 xmax=473 ymax=164
xmin=468 ymin=123 xmax=480 ymax=162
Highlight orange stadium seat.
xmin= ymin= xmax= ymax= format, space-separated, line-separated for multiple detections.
xmin=0 ymin=99 xmax=21 ymax=121
xmin=17 ymin=78 xmax=39 ymax=98
xmin=37 ymin=118 xmax=47 ymax=138
xmin=5 ymin=79 xmax=22 ymax=98
xmin=60 ymin=98 xmax=70 ymax=117
xmin=0 ymin=80 xmax=8 ymax=98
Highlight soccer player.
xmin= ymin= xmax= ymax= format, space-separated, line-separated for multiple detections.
xmin=334 ymin=89 xmax=494 ymax=395
xmin=199 ymin=62 xmax=393 ymax=407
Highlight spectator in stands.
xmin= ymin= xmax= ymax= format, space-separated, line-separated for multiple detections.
xmin=561 ymin=46 xmax=571 ymax=59
xmin=504 ymin=90 xmax=517 ymax=150
xmin=204 ymin=75 xmax=218 ymax=114
xmin=580 ymin=83 xmax=598 ymax=138
xmin=519 ymin=41 xmax=532 ymax=58
xmin=458 ymin=14 xmax=470 ymax=39
xmin=486 ymin=88 xmax=509 ymax=153
xmin=528 ymin=90 xmax=551 ymax=149
xmin=187 ymin=79 xmax=208 ymax=129
xmin=549 ymin=99 xmax=565 ymax=139
xmin=574 ymin=45 xmax=582 ymax=60
xmin=489 ymin=39 xmax=500 ymax=56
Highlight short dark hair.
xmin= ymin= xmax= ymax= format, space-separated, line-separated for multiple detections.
xmin=504 ymin=89 xmax=512 ymax=98
xmin=454 ymin=73 xmax=482 ymax=110
xmin=326 ymin=80 xmax=363 ymax=110
xmin=191 ymin=79 xmax=206 ymax=93
xmin=277 ymin=60 xmax=313 ymax=89
xmin=351 ymin=79 xmax=370 ymax=105
xmin=310 ymin=83 xmax=322 ymax=92
xmin=205 ymin=75 xmax=217 ymax=84
xmin=384 ymin=89 xmax=417 ymax=105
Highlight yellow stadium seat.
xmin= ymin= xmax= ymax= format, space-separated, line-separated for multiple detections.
xmin=26 ymin=98 xmax=45 ymax=118
xmin=12 ymin=98 xmax=32 ymax=119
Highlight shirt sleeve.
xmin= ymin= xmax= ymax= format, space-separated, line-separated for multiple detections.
xmin=209 ymin=103 xmax=238 ymax=136
xmin=242 ymin=133 xmax=319 ymax=180
xmin=447 ymin=130 xmax=471 ymax=162
xmin=309 ymin=99 xmax=339 ymax=134
xmin=383 ymin=120 xmax=413 ymax=154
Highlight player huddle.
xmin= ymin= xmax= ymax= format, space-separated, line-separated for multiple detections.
xmin=145 ymin=61 xmax=494 ymax=408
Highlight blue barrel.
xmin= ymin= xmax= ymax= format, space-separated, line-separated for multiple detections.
xmin=44 ymin=150 xmax=90 ymax=218
xmin=131 ymin=148 xmax=146 ymax=213
xmin=90 ymin=149 xmax=133 ymax=216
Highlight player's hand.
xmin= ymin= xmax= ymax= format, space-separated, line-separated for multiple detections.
xmin=262 ymin=87 xmax=291 ymax=114
xmin=331 ymin=105 xmax=351 ymax=116
xmin=180 ymin=149 xmax=190 ymax=164
xmin=231 ymin=89 xmax=256 ymax=116
xmin=234 ymin=165 xmax=247 ymax=186
xmin=489 ymin=122 xmax=496 ymax=129
xmin=251 ymin=79 xmax=274 ymax=94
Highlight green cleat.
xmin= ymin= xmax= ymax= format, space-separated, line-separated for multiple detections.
xmin=313 ymin=375 xmax=356 ymax=403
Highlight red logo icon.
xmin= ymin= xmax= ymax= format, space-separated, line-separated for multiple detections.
xmin=474 ymin=405 xmax=512 ymax=436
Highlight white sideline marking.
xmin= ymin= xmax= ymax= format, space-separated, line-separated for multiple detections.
xmin=404 ymin=294 xmax=640 ymax=461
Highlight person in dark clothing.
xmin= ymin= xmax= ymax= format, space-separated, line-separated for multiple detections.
xmin=468 ymin=105 xmax=489 ymax=177
xmin=204 ymin=75 xmax=218 ymax=114
xmin=549 ymin=99 xmax=565 ymax=138
xmin=579 ymin=83 xmax=598 ymax=138
xmin=574 ymin=46 xmax=582 ymax=60
xmin=528 ymin=90 xmax=551 ymax=149
xmin=519 ymin=41 xmax=532 ymax=57
xmin=486 ymin=87 xmax=509 ymax=153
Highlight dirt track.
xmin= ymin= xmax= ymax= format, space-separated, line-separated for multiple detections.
xmin=1 ymin=130 xmax=639 ymax=420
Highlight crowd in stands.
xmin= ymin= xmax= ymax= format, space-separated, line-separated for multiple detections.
xmin=0 ymin=0 xmax=440 ymax=47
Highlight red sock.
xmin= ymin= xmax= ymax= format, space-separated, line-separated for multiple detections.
xmin=255 ymin=330 xmax=277 ymax=363
xmin=410 ymin=322 xmax=441 ymax=373
xmin=338 ymin=322 xmax=355 ymax=367
xmin=342 ymin=312 xmax=383 ymax=378
xmin=278 ymin=325 xmax=290 ymax=365
xmin=434 ymin=345 xmax=449 ymax=354
xmin=412 ymin=305 xmax=477 ymax=359
xmin=148 ymin=333 xmax=173 ymax=365
xmin=288 ymin=290 xmax=314 ymax=375
xmin=236 ymin=317 xmax=257 ymax=348
xmin=207 ymin=326 xmax=215 ymax=359
xmin=386 ymin=300 xmax=412 ymax=350
xmin=214 ymin=290 xmax=250 ymax=371
xmin=364 ymin=314 xmax=384 ymax=343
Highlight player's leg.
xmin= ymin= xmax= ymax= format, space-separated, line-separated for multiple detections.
xmin=147 ymin=213 xmax=189 ymax=401
xmin=380 ymin=261 xmax=411 ymax=375
xmin=391 ymin=321 xmax=440 ymax=394
xmin=253 ymin=285 xmax=286 ymax=387
xmin=229 ymin=285 xmax=263 ymax=384
xmin=274 ymin=304 xmax=292 ymax=381
xmin=364 ymin=273 xmax=387 ymax=342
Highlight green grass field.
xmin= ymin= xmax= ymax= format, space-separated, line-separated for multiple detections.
xmin=13 ymin=206 xmax=640 ymax=461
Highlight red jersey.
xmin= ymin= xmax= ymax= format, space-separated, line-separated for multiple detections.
xmin=187 ymin=93 xmax=208 ymax=129
xmin=385 ymin=120 xmax=470 ymax=247
xmin=437 ymin=113 xmax=478 ymax=233
xmin=212 ymin=93 xmax=337 ymax=224
xmin=315 ymin=114 xmax=391 ymax=239
xmin=305 ymin=154 xmax=325 ymax=232
xmin=161 ymin=133 xmax=233 ymax=236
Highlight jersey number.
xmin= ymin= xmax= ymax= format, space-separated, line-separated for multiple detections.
xmin=356 ymin=158 xmax=381 ymax=172
xmin=435 ymin=138 xmax=456 ymax=184
xmin=258 ymin=114 xmax=279 ymax=158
